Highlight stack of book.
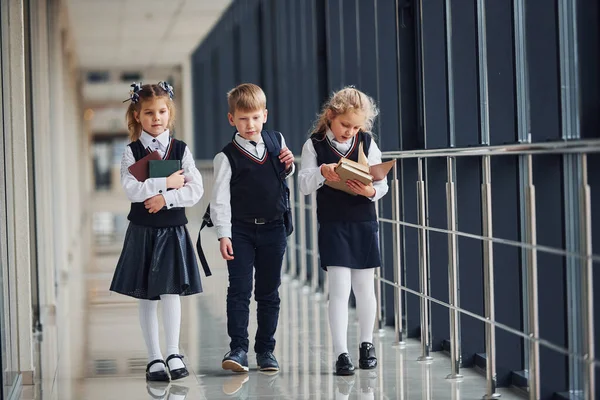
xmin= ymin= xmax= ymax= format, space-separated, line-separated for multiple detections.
xmin=325 ymin=143 xmax=396 ymax=195
xmin=128 ymin=150 xmax=181 ymax=181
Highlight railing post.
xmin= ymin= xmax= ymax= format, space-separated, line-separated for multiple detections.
xmin=481 ymin=156 xmax=500 ymax=399
xmin=580 ymin=155 xmax=594 ymax=399
xmin=391 ymin=162 xmax=405 ymax=346
xmin=298 ymin=185 xmax=308 ymax=288
xmin=417 ymin=158 xmax=432 ymax=362
xmin=310 ymin=191 xmax=320 ymax=296
xmin=287 ymin=173 xmax=298 ymax=279
xmin=446 ymin=157 xmax=462 ymax=379
xmin=524 ymin=155 xmax=540 ymax=400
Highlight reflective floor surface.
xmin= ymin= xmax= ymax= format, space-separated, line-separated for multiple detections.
xmin=19 ymin=198 xmax=526 ymax=399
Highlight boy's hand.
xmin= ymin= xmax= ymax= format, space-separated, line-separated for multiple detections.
xmin=144 ymin=195 xmax=166 ymax=213
xmin=346 ymin=179 xmax=376 ymax=198
xmin=167 ymin=169 xmax=185 ymax=189
xmin=279 ymin=147 xmax=295 ymax=170
xmin=219 ymin=237 xmax=234 ymax=260
xmin=321 ymin=163 xmax=341 ymax=182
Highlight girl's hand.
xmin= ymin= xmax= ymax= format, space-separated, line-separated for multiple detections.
xmin=144 ymin=195 xmax=166 ymax=213
xmin=279 ymin=147 xmax=295 ymax=170
xmin=219 ymin=237 xmax=234 ymax=260
xmin=167 ymin=169 xmax=185 ymax=189
xmin=346 ymin=179 xmax=376 ymax=198
xmin=320 ymin=163 xmax=341 ymax=182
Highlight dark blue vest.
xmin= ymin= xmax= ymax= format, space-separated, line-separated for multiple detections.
xmin=311 ymin=131 xmax=377 ymax=222
xmin=222 ymin=131 xmax=286 ymax=221
xmin=127 ymin=138 xmax=188 ymax=228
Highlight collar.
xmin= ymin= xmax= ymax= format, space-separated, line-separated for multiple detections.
xmin=140 ymin=129 xmax=170 ymax=149
xmin=235 ymin=132 xmax=264 ymax=146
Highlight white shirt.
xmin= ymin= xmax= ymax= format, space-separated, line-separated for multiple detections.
xmin=120 ymin=130 xmax=204 ymax=209
xmin=211 ymin=132 xmax=295 ymax=239
xmin=298 ymin=129 xmax=389 ymax=202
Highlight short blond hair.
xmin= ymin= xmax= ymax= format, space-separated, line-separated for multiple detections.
xmin=227 ymin=83 xmax=267 ymax=114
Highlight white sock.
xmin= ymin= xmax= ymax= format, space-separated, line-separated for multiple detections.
xmin=161 ymin=294 xmax=185 ymax=370
xmin=327 ymin=266 xmax=352 ymax=357
xmin=351 ymin=268 xmax=377 ymax=344
xmin=139 ymin=300 xmax=165 ymax=373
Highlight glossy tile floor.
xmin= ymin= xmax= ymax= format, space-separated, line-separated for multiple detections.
xmin=20 ymin=192 xmax=526 ymax=399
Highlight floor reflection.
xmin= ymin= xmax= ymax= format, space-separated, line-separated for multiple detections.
xmin=25 ymin=214 xmax=526 ymax=400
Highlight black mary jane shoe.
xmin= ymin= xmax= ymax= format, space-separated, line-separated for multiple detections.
xmin=146 ymin=359 xmax=170 ymax=382
xmin=335 ymin=353 xmax=355 ymax=376
xmin=358 ymin=342 xmax=378 ymax=369
xmin=166 ymin=354 xmax=190 ymax=381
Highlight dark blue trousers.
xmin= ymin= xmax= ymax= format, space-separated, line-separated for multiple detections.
xmin=226 ymin=219 xmax=287 ymax=353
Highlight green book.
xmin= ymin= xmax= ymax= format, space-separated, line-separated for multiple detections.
xmin=148 ymin=160 xmax=181 ymax=178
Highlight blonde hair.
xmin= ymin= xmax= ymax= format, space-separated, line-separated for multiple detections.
xmin=125 ymin=84 xmax=176 ymax=142
xmin=227 ymin=83 xmax=267 ymax=114
xmin=311 ymin=86 xmax=379 ymax=135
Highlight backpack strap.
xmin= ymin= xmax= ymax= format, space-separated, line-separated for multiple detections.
xmin=195 ymin=205 xmax=213 ymax=277
xmin=261 ymin=130 xmax=287 ymax=183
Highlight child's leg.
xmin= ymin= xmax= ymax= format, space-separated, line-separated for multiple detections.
xmin=253 ymin=224 xmax=287 ymax=354
xmin=139 ymin=299 xmax=165 ymax=372
xmin=350 ymin=268 xmax=377 ymax=344
xmin=226 ymin=225 xmax=256 ymax=352
xmin=160 ymin=294 xmax=184 ymax=370
xmin=327 ymin=266 xmax=353 ymax=356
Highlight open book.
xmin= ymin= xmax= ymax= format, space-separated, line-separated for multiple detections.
xmin=324 ymin=143 xmax=396 ymax=195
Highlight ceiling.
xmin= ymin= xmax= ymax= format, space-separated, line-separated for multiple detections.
xmin=66 ymin=0 xmax=231 ymax=70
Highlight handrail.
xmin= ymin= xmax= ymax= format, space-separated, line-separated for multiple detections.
xmin=381 ymin=138 xmax=600 ymax=159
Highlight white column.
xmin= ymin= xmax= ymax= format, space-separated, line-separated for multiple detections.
xmin=6 ymin=0 xmax=35 ymax=383
xmin=181 ymin=56 xmax=195 ymax=150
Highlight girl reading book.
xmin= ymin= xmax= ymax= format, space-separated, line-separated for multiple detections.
xmin=110 ymin=82 xmax=204 ymax=382
xmin=298 ymin=86 xmax=389 ymax=375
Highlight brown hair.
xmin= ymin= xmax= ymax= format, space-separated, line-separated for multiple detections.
xmin=311 ymin=86 xmax=379 ymax=135
xmin=227 ymin=83 xmax=267 ymax=115
xmin=125 ymin=84 xmax=176 ymax=142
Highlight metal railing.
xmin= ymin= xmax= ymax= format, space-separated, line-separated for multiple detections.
xmin=284 ymin=138 xmax=599 ymax=399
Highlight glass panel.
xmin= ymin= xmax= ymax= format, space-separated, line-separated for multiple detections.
xmin=0 ymin=1 xmax=19 ymax=397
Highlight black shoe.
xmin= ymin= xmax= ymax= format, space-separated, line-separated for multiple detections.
xmin=166 ymin=354 xmax=189 ymax=380
xmin=222 ymin=348 xmax=249 ymax=372
xmin=335 ymin=353 xmax=355 ymax=376
xmin=359 ymin=342 xmax=378 ymax=369
xmin=256 ymin=351 xmax=280 ymax=371
xmin=146 ymin=359 xmax=170 ymax=382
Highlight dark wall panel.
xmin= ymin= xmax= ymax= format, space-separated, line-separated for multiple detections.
xmin=449 ymin=1 xmax=478 ymax=148
xmin=534 ymin=155 xmax=568 ymax=397
xmin=491 ymin=156 xmax=523 ymax=386
xmin=526 ymin=1 xmax=561 ymax=143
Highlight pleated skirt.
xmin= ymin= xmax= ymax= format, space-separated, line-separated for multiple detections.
xmin=110 ymin=223 xmax=202 ymax=300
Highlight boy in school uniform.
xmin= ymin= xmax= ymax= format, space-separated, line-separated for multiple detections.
xmin=211 ymin=83 xmax=295 ymax=373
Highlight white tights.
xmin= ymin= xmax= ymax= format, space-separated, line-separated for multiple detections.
xmin=139 ymin=294 xmax=184 ymax=372
xmin=327 ymin=267 xmax=377 ymax=357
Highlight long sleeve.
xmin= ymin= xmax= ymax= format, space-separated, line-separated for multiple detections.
xmin=367 ymin=140 xmax=389 ymax=202
xmin=120 ymin=146 xmax=168 ymax=202
xmin=161 ymin=147 xmax=204 ymax=209
xmin=210 ymin=152 xmax=233 ymax=239
xmin=279 ymin=133 xmax=296 ymax=178
xmin=298 ymin=139 xmax=326 ymax=195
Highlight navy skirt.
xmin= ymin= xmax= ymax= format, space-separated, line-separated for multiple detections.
xmin=110 ymin=223 xmax=202 ymax=300
xmin=318 ymin=220 xmax=381 ymax=270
